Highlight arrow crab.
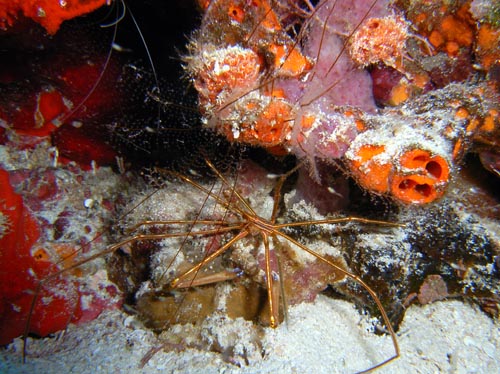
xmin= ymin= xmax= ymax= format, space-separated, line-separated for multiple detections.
xmin=1 ymin=0 xmax=498 ymax=372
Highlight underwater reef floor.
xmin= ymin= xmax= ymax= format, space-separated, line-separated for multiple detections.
xmin=1 ymin=298 xmax=499 ymax=373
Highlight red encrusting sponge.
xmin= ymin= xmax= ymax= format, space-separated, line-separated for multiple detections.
xmin=0 ymin=168 xmax=121 ymax=346
xmin=0 ymin=0 xmax=108 ymax=34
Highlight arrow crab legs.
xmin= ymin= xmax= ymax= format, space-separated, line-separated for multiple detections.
xmin=21 ymin=158 xmax=401 ymax=372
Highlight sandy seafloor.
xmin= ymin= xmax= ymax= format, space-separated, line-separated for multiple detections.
xmin=1 ymin=298 xmax=499 ymax=373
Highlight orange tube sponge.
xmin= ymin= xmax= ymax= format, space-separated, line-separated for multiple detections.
xmin=348 ymin=144 xmax=392 ymax=194
xmin=391 ymin=149 xmax=450 ymax=204
xmin=348 ymin=146 xmax=450 ymax=204
xmin=345 ymin=80 xmax=499 ymax=204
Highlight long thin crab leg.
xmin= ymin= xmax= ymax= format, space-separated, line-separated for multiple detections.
xmin=324 ymin=0 xmax=380 ymax=77
xmin=155 ymin=161 xmax=257 ymax=292
xmin=274 ymin=216 xmax=404 ymax=229
xmin=171 ymin=230 xmax=249 ymax=288
xmin=204 ymin=159 xmax=257 ymax=216
xmin=173 ymin=270 xmax=240 ymax=288
xmin=270 ymin=162 xmax=303 ymax=224
xmin=273 ymin=236 xmax=289 ymax=325
xmin=126 ymin=220 xmax=241 ymax=233
xmin=22 ymin=232 xmax=174 ymax=361
xmin=154 ymin=171 xmax=231 ymax=286
xmin=22 ymin=222 xmax=243 ymax=360
xmin=169 ymin=170 xmax=248 ymax=217
xmin=136 ymin=226 xmax=244 ymax=238
xmin=274 ymin=230 xmax=400 ymax=371
xmin=262 ymin=232 xmax=279 ymax=328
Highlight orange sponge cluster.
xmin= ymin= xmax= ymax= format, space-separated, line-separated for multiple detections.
xmin=191 ymin=0 xmax=499 ymax=205
xmin=348 ymin=15 xmax=409 ymax=70
xmin=344 ymin=79 xmax=500 ymax=204
xmin=188 ymin=0 xmax=313 ymax=151
xmin=348 ymin=145 xmax=450 ymax=204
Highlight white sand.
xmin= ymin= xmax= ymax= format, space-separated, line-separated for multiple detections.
xmin=1 ymin=298 xmax=498 ymax=374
